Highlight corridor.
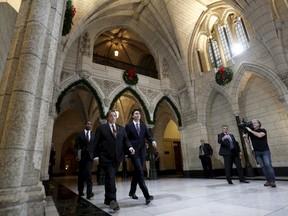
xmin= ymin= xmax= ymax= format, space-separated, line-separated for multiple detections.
xmin=45 ymin=176 xmax=288 ymax=216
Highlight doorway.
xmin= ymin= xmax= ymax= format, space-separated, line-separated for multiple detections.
xmin=173 ymin=141 xmax=183 ymax=174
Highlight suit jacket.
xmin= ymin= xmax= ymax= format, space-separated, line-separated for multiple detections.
xmin=218 ymin=132 xmax=241 ymax=156
xmin=125 ymin=122 xmax=155 ymax=160
xmin=95 ymin=123 xmax=132 ymax=165
xmin=199 ymin=143 xmax=213 ymax=158
xmin=75 ymin=130 xmax=96 ymax=161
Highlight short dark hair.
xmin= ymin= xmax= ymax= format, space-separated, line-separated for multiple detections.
xmin=85 ymin=120 xmax=92 ymax=124
xmin=106 ymin=110 xmax=116 ymax=119
xmin=222 ymin=125 xmax=228 ymax=128
xmin=131 ymin=108 xmax=141 ymax=116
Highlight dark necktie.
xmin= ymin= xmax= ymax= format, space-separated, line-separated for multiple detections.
xmin=112 ymin=125 xmax=117 ymax=137
xmin=136 ymin=123 xmax=140 ymax=136
xmin=225 ymin=133 xmax=234 ymax=149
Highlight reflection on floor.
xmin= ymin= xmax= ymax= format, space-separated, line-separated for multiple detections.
xmin=47 ymin=176 xmax=288 ymax=216
xmin=49 ymin=179 xmax=109 ymax=216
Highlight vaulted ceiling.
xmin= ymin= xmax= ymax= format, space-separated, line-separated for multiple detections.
xmin=63 ymin=0 xmax=234 ymax=88
xmin=71 ymin=0 xmax=224 ymax=59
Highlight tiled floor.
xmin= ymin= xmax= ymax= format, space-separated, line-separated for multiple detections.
xmin=46 ymin=176 xmax=288 ymax=216
xmin=45 ymin=196 xmax=59 ymax=216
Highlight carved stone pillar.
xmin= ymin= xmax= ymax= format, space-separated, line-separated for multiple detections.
xmin=0 ymin=0 xmax=65 ymax=215
xmin=40 ymin=106 xmax=57 ymax=182
xmin=147 ymin=124 xmax=157 ymax=180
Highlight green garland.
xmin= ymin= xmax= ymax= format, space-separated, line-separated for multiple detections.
xmin=55 ymin=79 xmax=105 ymax=119
xmin=56 ymin=81 xmax=181 ymax=126
xmin=215 ymin=66 xmax=233 ymax=86
xmin=153 ymin=96 xmax=182 ymax=126
xmin=109 ymin=87 xmax=152 ymax=124
xmin=62 ymin=0 xmax=76 ymax=36
xmin=123 ymin=69 xmax=138 ymax=85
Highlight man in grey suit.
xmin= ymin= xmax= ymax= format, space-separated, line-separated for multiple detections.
xmin=95 ymin=110 xmax=135 ymax=211
xmin=218 ymin=125 xmax=249 ymax=184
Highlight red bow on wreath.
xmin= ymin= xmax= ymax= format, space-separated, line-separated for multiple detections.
xmin=123 ymin=69 xmax=138 ymax=85
xmin=218 ymin=67 xmax=225 ymax=79
xmin=127 ymin=69 xmax=135 ymax=80
xmin=215 ymin=66 xmax=233 ymax=86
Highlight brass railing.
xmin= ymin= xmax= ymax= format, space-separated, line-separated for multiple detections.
xmin=93 ymin=54 xmax=159 ymax=79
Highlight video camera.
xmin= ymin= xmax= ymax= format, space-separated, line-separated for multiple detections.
xmin=238 ymin=119 xmax=253 ymax=133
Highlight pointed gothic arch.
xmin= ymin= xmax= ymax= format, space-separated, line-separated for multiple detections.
xmin=55 ymin=79 xmax=105 ymax=119
xmin=109 ymin=87 xmax=152 ymax=123
xmin=231 ymin=62 xmax=288 ymax=112
xmin=198 ymin=82 xmax=232 ymax=124
xmin=153 ymin=96 xmax=182 ymax=127
xmin=197 ymin=62 xmax=288 ymax=124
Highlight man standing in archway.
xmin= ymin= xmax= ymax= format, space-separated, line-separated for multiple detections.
xmin=75 ymin=120 xmax=96 ymax=199
xmin=199 ymin=139 xmax=213 ymax=178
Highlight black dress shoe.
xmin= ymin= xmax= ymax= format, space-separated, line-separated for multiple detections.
xmin=228 ymin=180 xmax=233 ymax=184
xmin=86 ymin=193 xmax=94 ymax=199
xmin=79 ymin=192 xmax=84 ymax=196
xmin=145 ymin=195 xmax=153 ymax=205
xmin=109 ymin=200 xmax=120 ymax=211
xmin=240 ymin=180 xmax=250 ymax=183
xmin=129 ymin=193 xmax=138 ymax=199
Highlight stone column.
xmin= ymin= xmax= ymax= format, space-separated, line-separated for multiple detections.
xmin=40 ymin=106 xmax=57 ymax=182
xmin=147 ymin=124 xmax=157 ymax=180
xmin=0 ymin=0 xmax=65 ymax=215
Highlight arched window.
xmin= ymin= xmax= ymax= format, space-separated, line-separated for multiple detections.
xmin=224 ymin=23 xmax=233 ymax=46
xmin=192 ymin=6 xmax=249 ymax=72
xmin=208 ymin=38 xmax=222 ymax=68
xmin=235 ymin=17 xmax=249 ymax=49
xmin=195 ymin=10 xmax=250 ymax=72
xmin=218 ymin=25 xmax=232 ymax=62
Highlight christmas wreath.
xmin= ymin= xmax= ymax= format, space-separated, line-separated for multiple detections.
xmin=123 ymin=69 xmax=138 ymax=85
xmin=215 ymin=66 xmax=233 ymax=86
xmin=62 ymin=0 xmax=76 ymax=36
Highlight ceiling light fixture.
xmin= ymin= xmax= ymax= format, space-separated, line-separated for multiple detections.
xmin=114 ymin=49 xmax=119 ymax=57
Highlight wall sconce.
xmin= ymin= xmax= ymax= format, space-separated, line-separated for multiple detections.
xmin=114 ymin=49 xmax=119 ymax=57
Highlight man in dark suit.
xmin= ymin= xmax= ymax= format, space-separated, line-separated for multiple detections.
xmin=218 ymin=125 xmax=249 ymax=184
xmin=95 ymin=110 xmax=135 ymax=211
xmin=199 ymin=139 xmax=213 ymax=178
xmin=125 ymin=109 xmax=156 ymax=205
xmin=75 ymin=120 xmax=96 ymax=199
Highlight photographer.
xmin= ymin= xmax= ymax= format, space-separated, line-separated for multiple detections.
xmin=243 ymin=119 xmax=276 ymax=187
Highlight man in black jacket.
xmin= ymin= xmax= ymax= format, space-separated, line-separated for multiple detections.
xmin=75 ymin=120 xmax=96 ymax=199
xmin=95 ymin=110 xmax=135 ymax=211
xmin=199 ymin=139 xmax=213 ymax=178
xmin=125 ymin=109 xmax=156 ymax=205
xmin=244 ymin=119 xmax=276 ymax=187
xmin=218 ymin=125 xmax=249 ymax=184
